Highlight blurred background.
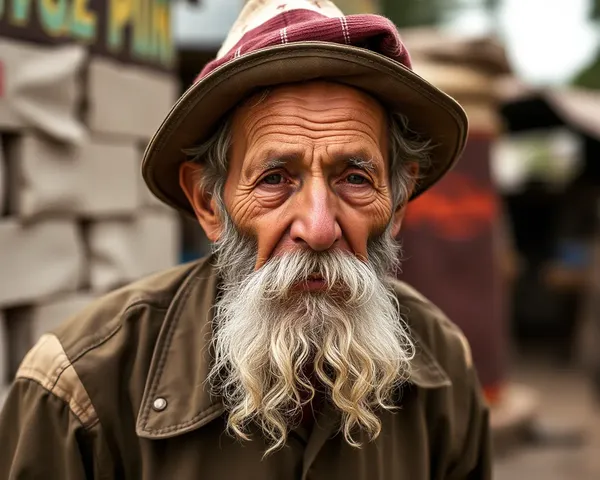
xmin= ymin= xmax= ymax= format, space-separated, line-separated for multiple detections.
xmin=2 ymin=0 xmax=600 ymax=477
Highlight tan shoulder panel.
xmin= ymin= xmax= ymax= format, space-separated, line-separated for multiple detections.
xmin=16 ymin=334 xmax=98 ymax=428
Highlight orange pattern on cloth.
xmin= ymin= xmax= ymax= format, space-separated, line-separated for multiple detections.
xmin=405 ymin=172 xmax=499 ymax=241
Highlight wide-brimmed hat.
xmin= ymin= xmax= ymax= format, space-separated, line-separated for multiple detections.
xmin=142 ymin=0 xmax=469 ymax=215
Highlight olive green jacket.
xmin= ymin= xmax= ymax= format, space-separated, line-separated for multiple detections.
xmin=0 ymin=257 xmax=491 ymax=479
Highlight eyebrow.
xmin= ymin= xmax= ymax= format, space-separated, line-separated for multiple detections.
xmin=346 ymin=156 xmax=377 ymax=173
xmin=246 ymin=152 xmax=381 ymax=177
xmin=245 ymin=153 xmax=299 ymax=178
xmin=263 ymin=158 xmax=289 ymax=170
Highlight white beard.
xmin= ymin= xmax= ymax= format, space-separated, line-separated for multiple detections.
xmin=208 ymin=215 xmax=414 ymax=454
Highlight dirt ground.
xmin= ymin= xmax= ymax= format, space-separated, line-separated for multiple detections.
xmin=493 ymin=356 xmax=600 ymax=480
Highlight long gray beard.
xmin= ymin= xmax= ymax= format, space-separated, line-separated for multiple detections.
xmin=208 ymin=213 xmax=414 ymax=454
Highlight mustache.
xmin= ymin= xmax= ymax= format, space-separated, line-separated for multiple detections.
xmin=213 ymin=212 xmax=402 ymax=292
xmin=242 ymin=249 xmax=379 ymax=304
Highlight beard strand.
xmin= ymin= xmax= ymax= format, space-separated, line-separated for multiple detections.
xmin=208 ymin=213 xmax=414 ymax=455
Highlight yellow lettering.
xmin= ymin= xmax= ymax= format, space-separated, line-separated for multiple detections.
xmin=153 ymin=0 xmax=173 ymax=67
xmin=39 ymin=0 xmax=68 ymax=36
xmin=132 ymin=0 xmax=150 ymax=59
xmin=108 ymin=0 xmax=131 ymax=51
xmin=11 ymin=0 xmax=33 ymax=26
xmin=71 ymin=0 xmax=97 ymax=41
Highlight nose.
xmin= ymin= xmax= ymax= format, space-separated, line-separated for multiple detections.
xmin=289 ymin=179 xmax=342 ymax=251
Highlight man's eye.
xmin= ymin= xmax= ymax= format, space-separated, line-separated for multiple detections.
xmin=262 ymin=173 xmax=284 ymax=185
xmin=346 ymin=174 xmax=368 ymax=185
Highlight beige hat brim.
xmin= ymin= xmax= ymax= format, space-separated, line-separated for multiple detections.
xmin=142 ymin=42 xmax=469 ymax=216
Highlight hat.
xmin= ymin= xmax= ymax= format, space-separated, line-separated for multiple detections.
xmin=142 ymin=0 xmax=469 ymax=214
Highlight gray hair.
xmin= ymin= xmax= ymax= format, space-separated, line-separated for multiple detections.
xmin=184 ymin=96 xmax=432 ymax=212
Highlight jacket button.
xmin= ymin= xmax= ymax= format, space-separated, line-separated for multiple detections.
xmin=153 ymin=397 xmax=168 ymax=411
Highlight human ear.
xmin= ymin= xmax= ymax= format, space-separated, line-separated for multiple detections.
xmin=391 ymin=163 xmax=419 ymax=238
xmin=179 ymin=161 xmax=223 ymax=242
xmin=391 ymin=204 xmax=407 ymax=238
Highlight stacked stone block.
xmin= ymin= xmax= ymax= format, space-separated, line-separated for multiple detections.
xmin=0 ymin=39 xmax=181 ymax=400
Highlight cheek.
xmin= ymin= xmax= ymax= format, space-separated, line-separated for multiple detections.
xmin=253 ymin=209 xmax=297 ymax=269
xmin=224 ymin=191 xmax=293 ymax=269
xmin=225 ymin=176 xmax=295 ymax=224
xmin=338 ymin=196 xmax=393 ymax=258
xmin=335 ymin=184 xmax=378 ymax=207
xmin=253 ymin=184 xmax=295 ymax=209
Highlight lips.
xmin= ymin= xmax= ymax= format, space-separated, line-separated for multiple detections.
xmin=295 ymin=274 xmax=328 ymax=292
xmin=307 ymin=274 xmax=324 ymax=281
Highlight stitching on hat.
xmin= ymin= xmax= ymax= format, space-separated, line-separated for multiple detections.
xmin=279 ymin=27 xmax=289 ymax=44
xmin=340 ymin=16 xmax=350 ymax=44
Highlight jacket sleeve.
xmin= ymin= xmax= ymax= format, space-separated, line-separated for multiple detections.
xmin=447 ymin=366 xmax=492 ymax=480
xmin=0 ymin=378 xmax=100 ymax=479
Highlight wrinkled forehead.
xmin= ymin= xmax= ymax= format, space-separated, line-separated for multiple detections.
xmin=231 ymin=81 xmax=389 ymax=154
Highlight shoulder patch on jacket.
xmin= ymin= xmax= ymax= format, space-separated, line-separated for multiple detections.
xmin=16 ymin=334 xmax=98 ymax=428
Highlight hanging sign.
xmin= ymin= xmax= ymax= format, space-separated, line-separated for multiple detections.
xmin=0 ymin=0 xmax=175 ymax=71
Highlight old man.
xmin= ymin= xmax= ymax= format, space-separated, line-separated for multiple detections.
xmin=0 ymin=1 xmax=490 ymax=478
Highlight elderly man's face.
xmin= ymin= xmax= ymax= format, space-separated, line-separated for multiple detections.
xmin=179 ymin=81 xmax=417 ymax=453
xmin=186 ymin=81 xmax=409 ymax=272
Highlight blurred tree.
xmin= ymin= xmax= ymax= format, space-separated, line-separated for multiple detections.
xmin=382 ymin=0 xmax=499 ymax=30
xmin=336 ymin=0 xmax=381 ymax=14
xmin=483 ymin=0 xmax=499 ymax=8
xmin=592 ymin=0 xmax=600 ymax=19
xmin=574 ymin=54 xmax=600 ymax=89
xmin=572 ymin=0 xmax=600 ymax=89
xmin=382 ymin=0 xmax=458 ymax=28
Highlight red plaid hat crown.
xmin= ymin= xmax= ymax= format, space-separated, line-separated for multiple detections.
xmin=198 ymin=0 xmax=411 ymax=79
xmin=142 ymin=0 xmax=468 ymax=215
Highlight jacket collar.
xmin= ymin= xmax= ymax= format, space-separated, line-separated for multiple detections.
xmin=136 ymin=257 xmax=451 ymax=440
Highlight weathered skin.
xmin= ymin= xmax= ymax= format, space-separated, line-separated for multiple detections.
xmin=181 ymin=81 xmax=411 ymax=270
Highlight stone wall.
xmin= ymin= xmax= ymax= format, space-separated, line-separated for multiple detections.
xmin=0 ymin=39 xmax=181 ymax=399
